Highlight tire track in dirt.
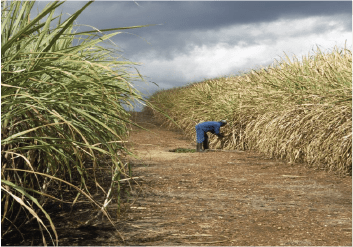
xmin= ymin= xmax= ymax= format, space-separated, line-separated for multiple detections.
xmin=117 ymin=112 xmax=351 ymax=246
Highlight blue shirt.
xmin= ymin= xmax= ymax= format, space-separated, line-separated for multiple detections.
xmin=195 ymin=121 xmax=223 ymax=135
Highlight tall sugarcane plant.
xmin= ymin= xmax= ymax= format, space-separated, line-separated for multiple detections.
xmin=149 ymin=45 xmax=352 ymax=174
xmin=1 ymin=1 xmax=151 ymax=245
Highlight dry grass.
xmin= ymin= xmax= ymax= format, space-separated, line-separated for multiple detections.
xmin=147 ymin=46 xmax=352 ymax=175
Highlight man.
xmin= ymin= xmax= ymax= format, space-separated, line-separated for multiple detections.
xmin=195 ymin=120 xmax=227 ymax=152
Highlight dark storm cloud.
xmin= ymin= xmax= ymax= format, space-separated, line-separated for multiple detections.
xmin=34 ymin=1 xmax=352 ymax=59
xmin=77 ymin=1 xmax=351 ymax=31
xmin=71 ymin=1 xmax=351 ymax=57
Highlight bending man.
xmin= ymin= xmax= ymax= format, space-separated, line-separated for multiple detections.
xmin=195 ymin=120 xmax=227 ymax=152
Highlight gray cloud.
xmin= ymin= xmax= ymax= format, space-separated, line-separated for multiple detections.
xmin=34 ymin=1 xmax=352 ymax=59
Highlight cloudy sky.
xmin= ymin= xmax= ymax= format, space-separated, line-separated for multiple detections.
xmin=35 ymin=0 xmax=352 ymax=109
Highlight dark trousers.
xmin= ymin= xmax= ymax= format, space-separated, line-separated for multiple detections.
xmin=202 ymin=133 xmax=209 ymax=149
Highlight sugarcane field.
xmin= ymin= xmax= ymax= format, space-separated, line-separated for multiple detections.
xmin=1 ymin=1 xmax=352 ymax=246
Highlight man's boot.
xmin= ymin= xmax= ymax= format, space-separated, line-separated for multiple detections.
xmin=203 ymin=140 xmax=209 ymax=150
xmin=196 ymin=143 xmax=204 ymax=152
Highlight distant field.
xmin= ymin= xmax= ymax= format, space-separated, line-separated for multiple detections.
xmin=147 ymin=46 xmax=352 ymax=175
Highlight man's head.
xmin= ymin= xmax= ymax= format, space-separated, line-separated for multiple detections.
xmin=220 ymin=120 xmax=227 ymax=126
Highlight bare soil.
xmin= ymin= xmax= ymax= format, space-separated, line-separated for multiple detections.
xmin=4 ymin=111 xmax=351 ymax=246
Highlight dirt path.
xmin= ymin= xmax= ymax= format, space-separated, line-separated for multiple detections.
xmin=115 ymin=111 xmax=351 ymax=246
xmin=9 ymin=111 xmax=350 ymax=246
